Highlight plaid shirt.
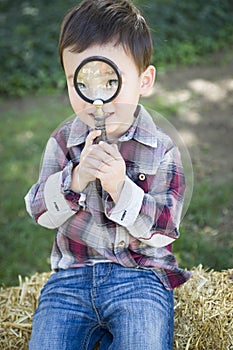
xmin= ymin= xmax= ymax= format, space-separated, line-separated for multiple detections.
xmin=25 ymin=105 xmax=191 ymax=290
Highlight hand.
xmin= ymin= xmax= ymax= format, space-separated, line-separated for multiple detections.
xmin=71 ymin=131 xmax=126 ymax=203
xmin=70 ymin=129 xmax=102 ymax=192
xmin=96 ymin=141 xmax=126 ymax=203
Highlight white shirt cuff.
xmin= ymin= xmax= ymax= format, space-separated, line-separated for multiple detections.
xmin=105 ymin=176 xmax=144 ymax=227
xmin=38 ymin=172 xmax=75 ymax=229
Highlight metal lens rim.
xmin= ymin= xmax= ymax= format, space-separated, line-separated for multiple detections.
xmin=73 ymin=56 xmax=122 ymax=104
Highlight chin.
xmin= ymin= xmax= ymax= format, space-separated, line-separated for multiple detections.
xmin=106 ymin=127 xmax=125 ymax=141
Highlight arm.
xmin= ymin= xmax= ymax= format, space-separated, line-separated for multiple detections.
xmin=25 ymin=136 xmax=79 ymax=229
xmin=25 ymin=128 xmax=103 ymax=229
xmin=105 ymin=145 xmax=186 ymax=248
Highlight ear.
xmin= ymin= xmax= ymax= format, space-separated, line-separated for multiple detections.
xmin=139 ymin=65 xmax=156 ymax=96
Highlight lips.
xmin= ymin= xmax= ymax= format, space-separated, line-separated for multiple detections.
xmin=88 ymin=112 xmax=114 ymax=119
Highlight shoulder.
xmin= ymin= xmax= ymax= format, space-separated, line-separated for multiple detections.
xmin=51 ymin=118 xmax=74 ymax=143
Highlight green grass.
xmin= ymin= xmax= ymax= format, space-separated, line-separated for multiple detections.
xmin=1 ymin=0 xmax=233 ymax=97
xmin=0 ymin=95 xmax=232 ymax=286
xmin=174 ymin=180 xmax=233 ymax=270
xmin=142 ymin=96 xmax=233 ymax=271
xmin=0 ymin=96 xmax=73 ymax=286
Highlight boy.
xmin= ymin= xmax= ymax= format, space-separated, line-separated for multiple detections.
xmin=25 ymin=0 xmax=191 ymax=349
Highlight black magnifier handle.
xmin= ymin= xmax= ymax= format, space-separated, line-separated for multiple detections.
xmin=93 ymin=100 xmax=108 ymax=143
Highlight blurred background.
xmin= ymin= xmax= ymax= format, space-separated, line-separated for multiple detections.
xmin=0 ymin=0 xmax=232 ymax=286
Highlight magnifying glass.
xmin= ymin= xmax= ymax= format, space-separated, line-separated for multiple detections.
xmin=73 ymin=56 xmax=122 ymax=142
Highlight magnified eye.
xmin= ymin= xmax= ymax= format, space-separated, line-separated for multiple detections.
xmin=106 ymin=79 xmax=118 ymax=89
xmin=77 ymin=82 xmax=87 ymax=90
xmin=74 ymin=57 xmax=122 ymax=103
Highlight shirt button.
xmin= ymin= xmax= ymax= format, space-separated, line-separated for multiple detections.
xmin=138 ymin=173 xmax=146 ymax=181
xmin=118 ymin=241 xmax=126 ymax=248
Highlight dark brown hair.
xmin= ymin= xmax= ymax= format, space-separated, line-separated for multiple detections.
xmin=58 ymin=0 xmax=153 ymax=74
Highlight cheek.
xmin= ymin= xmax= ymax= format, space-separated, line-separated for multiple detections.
xmin=68 ymin=87 xmax=83 ymax=114
xmin=68 ymin=87 xmax=86 ymax=114
xmin=113 ymin=103 xmax=137 ymax=124
xmin=116 ymin=78 xmax=141 ymax=105
xmin=67 ymin=87 xmax=95 ymax=128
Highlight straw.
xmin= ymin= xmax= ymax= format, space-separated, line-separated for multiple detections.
xmin=174 ymin=265 xmax=233 ymax=350
xmin=1 ymin=266 xmax=232 ymax=349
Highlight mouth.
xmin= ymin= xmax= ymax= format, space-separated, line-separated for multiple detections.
xmin=88 ymin=112 xmax=114 ymax=119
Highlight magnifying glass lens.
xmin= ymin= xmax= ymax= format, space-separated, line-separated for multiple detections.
xmin=74 ymin=56 xmax=122 ymax=104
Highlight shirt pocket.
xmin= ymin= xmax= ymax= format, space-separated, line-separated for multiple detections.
xmin=126 ymin=162 xmax=159 ymax=193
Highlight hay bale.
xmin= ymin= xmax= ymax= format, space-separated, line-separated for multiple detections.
xmin=0 ymin=272 xmax=50 ymax=350
xmin=174 ymin=265 xmax=233 ymax=350
xmin=0 ymin=266 xmax=232 ymax=350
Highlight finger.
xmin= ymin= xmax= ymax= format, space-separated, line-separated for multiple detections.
xmin=85 ymin=130 xmax=101 ymax=147
xmin=98 ymin=141 xmax=121 ymax=160
xmin=93 ymin=146 xmax=117 ymax=166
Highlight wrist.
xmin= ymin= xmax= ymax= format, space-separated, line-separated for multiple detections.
xmin=109 ymin=180 xmax=125 ymax=203
xmin=70 ymin=165 xmax=87 ymax=193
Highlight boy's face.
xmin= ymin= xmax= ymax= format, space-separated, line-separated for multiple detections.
xmin=63 ymin=43 xmax=155 ymax=140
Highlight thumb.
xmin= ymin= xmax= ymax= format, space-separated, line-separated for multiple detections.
xmin=85 ymin=129 xmax=101 ymax=146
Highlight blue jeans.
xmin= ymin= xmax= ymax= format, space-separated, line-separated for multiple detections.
xmin=29 ymin=263 xmax=174 ymax=350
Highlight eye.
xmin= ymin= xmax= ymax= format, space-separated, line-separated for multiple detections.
xmin=77 ymin=82 xmax=87 ymax=90
xmin=106 ymin=79 xmax=118 ymax=89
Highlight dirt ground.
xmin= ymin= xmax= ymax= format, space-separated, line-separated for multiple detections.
xmin=150 ymin=50 xmax=233 ymax=184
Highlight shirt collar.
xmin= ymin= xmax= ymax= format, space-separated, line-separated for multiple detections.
xmin=119 ymin=105 xmax=158 ymax=147
xmin=67 ymin=117 xmax=90 ymax=148
xmin=67 ymin=104 xmax=158 ymax=148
